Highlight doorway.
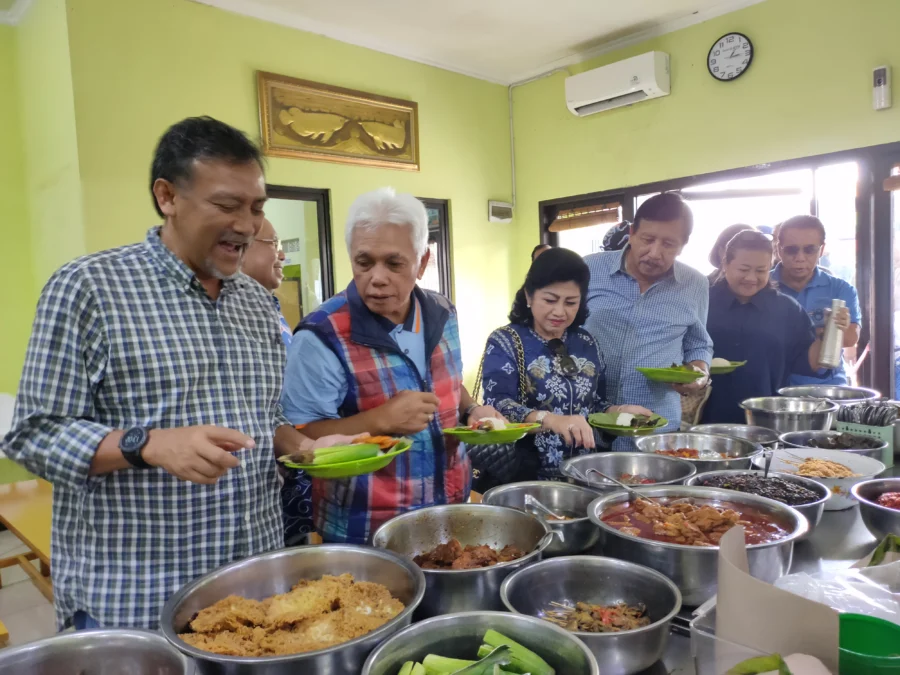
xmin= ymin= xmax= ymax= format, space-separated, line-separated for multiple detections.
xmin=265 ymin=186 xmax=334 ymax=331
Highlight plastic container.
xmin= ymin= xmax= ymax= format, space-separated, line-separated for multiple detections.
xmin=839 ymin=613 xmax=900 ymax=674
xmin=691 ymin=605 xmax=767 ymax=675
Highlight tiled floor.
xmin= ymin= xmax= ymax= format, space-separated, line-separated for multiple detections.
xmin=0 ymin=529 xmax=56 ymax=646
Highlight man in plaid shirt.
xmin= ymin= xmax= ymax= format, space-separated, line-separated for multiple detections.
xmin=2 ymin=117 xmax=343 ymax=630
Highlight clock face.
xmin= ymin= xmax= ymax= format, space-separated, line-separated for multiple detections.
xmin=708 ymin=32 xmax=753 ymax=81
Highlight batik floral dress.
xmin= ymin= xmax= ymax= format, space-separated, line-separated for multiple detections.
xmin=481 ymin=323 xmax=611 ymax=480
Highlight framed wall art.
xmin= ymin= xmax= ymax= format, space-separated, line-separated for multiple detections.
xmin=257 ymin=71 xmax=420 ymax=171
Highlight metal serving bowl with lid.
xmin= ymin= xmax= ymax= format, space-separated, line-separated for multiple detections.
xmin=361 ymin=611 xmax=599 ymax=675
xmin=588 ymin=485 xmax=807 ymax=605
xmin=160 ymin=544 xmax=425 ymax=675
xmin=690 ymin=423 xmax=780 ymax=447
xmin=686 ymin=469 xmax=830 ymax=540
xmin=0 ymin=629 xmax=191 ymax=674
xmin=372 ymin=503 xmax=552 ymax=618
xmin=482 ymin=481 xmax=599 ymax=555
xmin=561 ymin=452 xmax=696 ymax=494
xmin=634 ymin=433 xmax=763 ymax=475
xmin=851 ymin=477 xmax=900 ymax=541
xmin=501 ymin=556 xmax=682 ymax=675
xmin=779 ymin=430 xmax=889 ymax=461
xmin=778 ymin=385 xmax=880 ymax=407
xmin=741 ymin=397 xmax=839 ymax=433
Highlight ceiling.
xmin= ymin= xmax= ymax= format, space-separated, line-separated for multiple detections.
xmin=194 ymin=0 xmax=766 ymax=83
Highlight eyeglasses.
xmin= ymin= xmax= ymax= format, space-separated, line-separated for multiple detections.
xmin=780 ymin=244 xmax=820 ymax=257
xmin=547 ymin=338 xmax=578 ymax=376
xmin=256 ymin=237 xmax=282 ymax=251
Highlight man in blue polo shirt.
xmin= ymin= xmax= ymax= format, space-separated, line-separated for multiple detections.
xmin=772 ymin=215 xmax=862 ymax=386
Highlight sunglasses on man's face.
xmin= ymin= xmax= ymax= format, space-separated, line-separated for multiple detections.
xmin=780 ymin=244 xmax=821 ymax=257
xmin=547 ymin=338 xmax=578 ymax=376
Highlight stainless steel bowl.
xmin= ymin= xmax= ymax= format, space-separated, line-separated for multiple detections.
xmin=588 ymin=486 xmax=807 ymax=605
xmin=372 ymin=504 xmax=551 ymax=618
xmin=780 ymin=430 xmax=888 ymax=461
xmin=161 ymin=545 xmax=425 ymax=675
xmin=690 ymin=424 xmax=780 ymax=447
xmin=482 ymin=481 xmax=599 ymax=555
xmin=500 ymin=556 xmax=681 ymax=675
xmin=361 ymin=611 xmax=599 ymax=675
xmin=852 ymin=478 xmax=900 ymax=540
xmin=778 ymin=385 xmax=880 ymax=406
xmin=685 ymin=469 xmax=830 ymax=540
xmin=741 ymin=397 xmax=839 ymax=432
xmin=561 ymin=452 xmax=696 ymax=494
xmin=0 ymin=629 xmax=190 ymax=674
xmin=634 ymin=433 xmax=763 ymax=475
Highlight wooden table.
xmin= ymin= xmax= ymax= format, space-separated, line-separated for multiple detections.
xmin=0 ymin=479 xmax=52 ymax=603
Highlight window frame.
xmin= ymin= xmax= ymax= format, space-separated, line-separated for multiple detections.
xmin=418 ymin=197 xmax=453 ymax=300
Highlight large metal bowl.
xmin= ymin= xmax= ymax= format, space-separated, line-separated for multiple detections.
xmin=780 ymin=430 xmax=889 ymax=461
xmin=778 ymin=385 xmax=880 ymax=406
xmin=0 ymin=629 xmax=190 ymax=674
xmin=482 ymin=481 xmax=599 ymax=555
xmin=634 ymin=433 xmax=763 ymax=475
xmin=160 ymin=545 xmax=425 ymax=675
xmin=741 ymin=397 xmax=838 ymax=432
xmin=588 ymin=486 xmax=807 ymax=606
xmin=361 ymin=611 xmax=599 ymax=675
xmin=500 ymin=556 xmax=681 ymax=675
xmin=852 ymin=478 xmax=900 ymax=541
xmin=372 ymin=504 xmax=551 ymax=618
xmin=690 ymin=424 xmax=780 ymax=447
xmin=561 ymin=452 xmax=696 ymax=494
xmin=685 ymin=469 xmax=830 ymax=540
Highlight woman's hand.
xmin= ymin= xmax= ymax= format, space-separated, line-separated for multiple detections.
xmin=543 ymin=414 xmax=595 ymax=449
xmin=607 ymin=404 xmax=654 ymax=416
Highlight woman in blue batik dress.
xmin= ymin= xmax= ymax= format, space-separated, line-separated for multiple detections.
xmin=481 ymin=248 xmax=652 ymax=480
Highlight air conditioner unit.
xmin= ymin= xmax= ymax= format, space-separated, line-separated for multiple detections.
xmin=565 ymin=51 xmax=670 ymax=117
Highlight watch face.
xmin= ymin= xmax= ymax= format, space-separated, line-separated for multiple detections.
xmin=122 ymin=427 xmax=148 ymax=450
xmin=708 ymin=33 xmax=753 ymax=81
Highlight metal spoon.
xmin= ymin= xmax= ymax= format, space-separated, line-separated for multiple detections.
xmin=762 ymin=444 xmax=776 ymax=479
xmin=524 ymin=494 xmax=568 ymax=521
xmin=587 ymin=468 xmax=692 ymax=505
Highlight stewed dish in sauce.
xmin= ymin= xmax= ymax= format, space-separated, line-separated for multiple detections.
xmin=601 ymin=498 xmax=790 ymax=546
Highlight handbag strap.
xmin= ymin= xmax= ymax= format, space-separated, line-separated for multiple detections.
xmin=474 ymin=326 xmax=528 ymax=405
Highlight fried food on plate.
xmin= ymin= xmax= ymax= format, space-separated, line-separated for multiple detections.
xmin=179 ymin=573 xmax=405 ymax=657
xmin=352 ymin=435 xmax=398 ymax=450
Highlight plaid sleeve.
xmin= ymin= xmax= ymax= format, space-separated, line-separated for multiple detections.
xmin=2 ymin=266 xmax=112 ymax=489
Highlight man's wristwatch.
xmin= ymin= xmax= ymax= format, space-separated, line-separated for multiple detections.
xmin=120 ymin=426 xmax=152 ymax=469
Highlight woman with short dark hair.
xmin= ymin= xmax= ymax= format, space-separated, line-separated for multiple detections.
xmin=703 ymin=230 xmax=850 ymax=423
xmin=479 ymin=248 xmax=651 ymax=481
xmin=707 ymin=224 xmax=755 ymax=283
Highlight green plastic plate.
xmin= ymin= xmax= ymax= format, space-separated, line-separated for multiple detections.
xmin=636 ymin=366 xmax=705 ymax=384
xmin=280 ymin=439 xmax=413 ymax=479
xmin=710 ymin=360 xmax=747 ymax=375
xmin=588 ymin=412 xmax=668 ymax=437
xmin=443 ymin=423 xmax=540 ymax=445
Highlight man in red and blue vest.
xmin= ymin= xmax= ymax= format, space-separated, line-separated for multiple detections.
xmin=282 ymin=187 xmax=501 ymax=544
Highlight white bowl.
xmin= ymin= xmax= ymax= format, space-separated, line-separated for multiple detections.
xmin=752 ymin=448 xmax=885 ymax=510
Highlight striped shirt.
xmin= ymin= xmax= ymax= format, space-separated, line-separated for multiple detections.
xmin=584 ymin=249 xmax=713 ymax=446
xmin=2 ymin=228 xmax=288 ymax=629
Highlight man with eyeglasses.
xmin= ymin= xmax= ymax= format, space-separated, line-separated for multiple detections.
xmin=772 ymin=215 xmax=861 ymax=386
xmin=242 ymin=217 xmax=292 ymax=345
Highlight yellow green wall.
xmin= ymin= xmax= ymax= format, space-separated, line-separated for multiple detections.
xmin=63 ymin=0 xmax=514 ymax=381
xmin=512 ymin=0 xmax=900 ymax=276
xmin=0 ymin=25 xmax=34 ymax=394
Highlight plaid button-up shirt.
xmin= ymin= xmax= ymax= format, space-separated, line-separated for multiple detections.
xmin=2 ymin=228 xmax=287 ymax=629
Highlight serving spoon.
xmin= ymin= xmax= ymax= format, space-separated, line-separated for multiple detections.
xmin=587 ymin=468 xmax=693 ymax=506
xmin=524 ymin=494 xmax=569 ymax=521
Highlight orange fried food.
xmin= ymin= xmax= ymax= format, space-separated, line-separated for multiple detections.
xmin=352 ymin=435 xmax=398 ymax=450
xmin=189 ymin=595 xmax=268 ymax=633
xmin=178 ymin=574 xmax=404 ymax=657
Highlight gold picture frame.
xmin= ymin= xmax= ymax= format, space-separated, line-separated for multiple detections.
xmin=257 ymin=71 xmax=420 ymax=171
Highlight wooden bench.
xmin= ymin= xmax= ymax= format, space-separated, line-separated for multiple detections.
xmin=0 ymin=478 xmax=52 ymax=603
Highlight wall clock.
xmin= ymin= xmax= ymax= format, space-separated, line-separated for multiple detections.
xmin=708 ymin=32 xmax=753 ymax=81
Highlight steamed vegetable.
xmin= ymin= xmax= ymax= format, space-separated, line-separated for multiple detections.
xmin=395 ymin=630 xmax=553 ymax=675
xmin=726 ymin=654 xmax=792 ymax=675
xmin=482 ymin=630 xmax=554 ymax=675
xmin=289 ymin=443 xmax=380 ymax=465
